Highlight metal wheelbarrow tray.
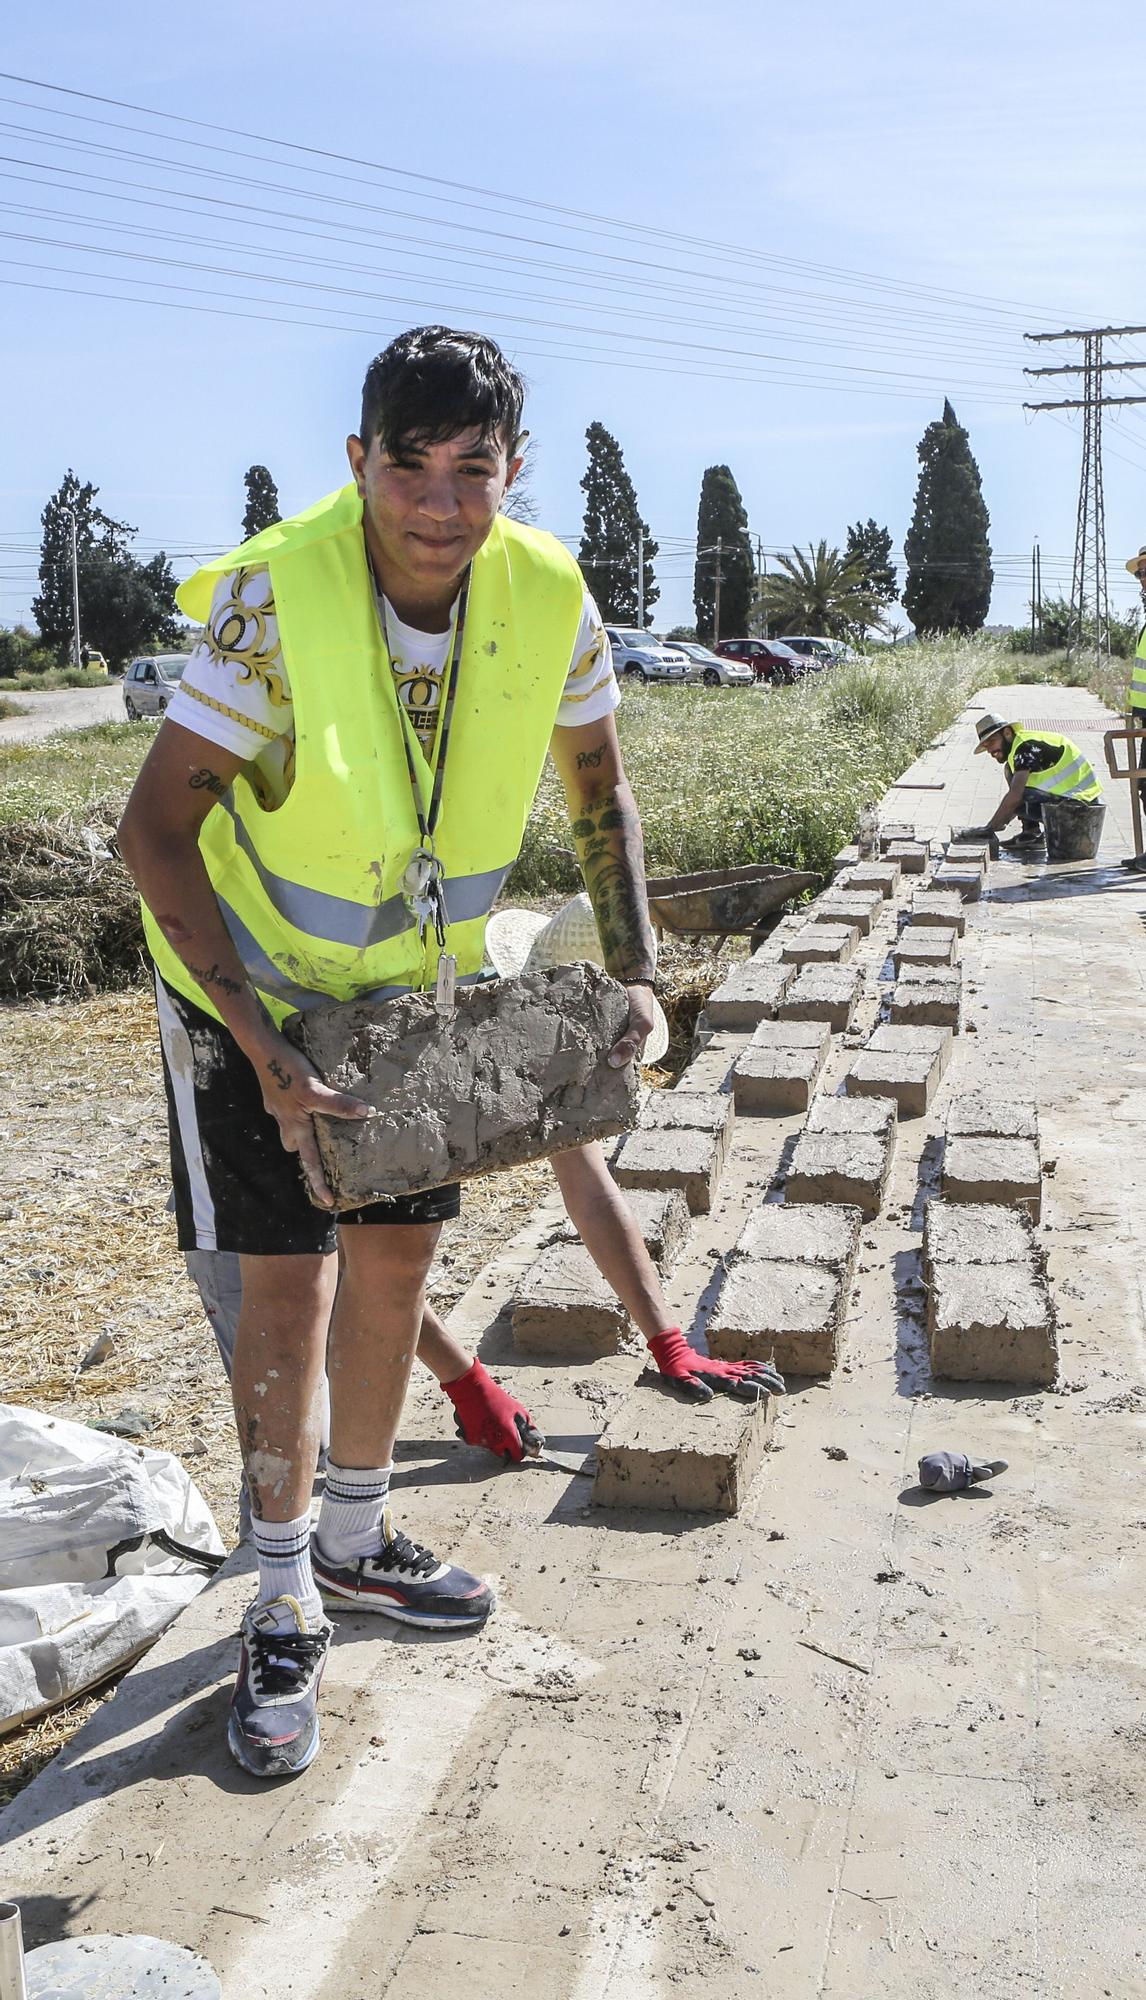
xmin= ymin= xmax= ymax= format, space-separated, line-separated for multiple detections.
xmin=646 ymin=864 xmax=820 ymax=938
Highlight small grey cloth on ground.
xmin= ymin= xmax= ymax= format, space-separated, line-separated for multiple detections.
xmin=918 ymin=1451 xmax=1008 ymax=1492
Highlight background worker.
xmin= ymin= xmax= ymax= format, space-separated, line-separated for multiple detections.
xmin=970 ymin=710 xmax=1102 ymax=851
xmin=118 ymin=325 xmax=659 ymax=1781
xmin=1122 ymin=542 xmax=1146 ymax=872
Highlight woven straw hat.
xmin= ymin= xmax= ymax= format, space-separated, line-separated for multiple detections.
xmin=1125 ymin=544 xmax=1146 ymax=576
xmin=486 ymin=893 xmax=669 ymax=1063
xmin=973 ymin=711 xmax=1010 ymax=754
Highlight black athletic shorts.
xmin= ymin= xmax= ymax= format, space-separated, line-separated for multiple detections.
xmin=154 ymin=973 xmax=461 ymax=1255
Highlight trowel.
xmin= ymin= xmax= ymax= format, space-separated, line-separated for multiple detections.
xmin=523 ymin=1436 xmax=595 ymax=1478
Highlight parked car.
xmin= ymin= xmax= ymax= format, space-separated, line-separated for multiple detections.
xmin=605 ymin=628 xmax=690 ymax=684
xmin=122 ymin=653 xmax=189 ymax=720
xmin=777 ymin=635 xmax=844 ymax=667
xmin=664 ymin=640 xmax=755 ymax=688
xmin=713 ymin=637 xmax=810 ymax=685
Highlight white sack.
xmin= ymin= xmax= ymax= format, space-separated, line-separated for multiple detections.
xmin=0 ymin=1403 xmax=225 ymax=1734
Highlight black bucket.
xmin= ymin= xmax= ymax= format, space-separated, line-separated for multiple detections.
xmin=1042 ymin=796 xmax=1106 ymax=862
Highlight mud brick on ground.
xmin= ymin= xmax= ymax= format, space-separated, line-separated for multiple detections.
xmin=947 ymin=1092 xmax=1039 ymax=1142
xmin=554 ymin=1185 xmax=691 ymax=1272
xmin=806 ymin=889 xmax=883 ymax=937
xmin=512 ymin=1240 xmax=630 ymax=1357
xmin=592 ymin=1373 xmax=773 ymax=1513
xmin=889 ymin=975 xmax=962 ymax=1029
xmin=784 ymin=1124 xmax=894 ymax=1218
xmin=707 ymin=1256 xmax=848 ymax=1375
xmin=945 ymin=842 xmax=990 ymax=869
xmin=729 ymin=1199 xmax=862 ymax=1286
xmin=777 ymin=963 xmax=863 ymax=1033
xmin=942 ymin=1135 xmax=1043 ymax=1220
xmin=807 ymin=1091 xmax=898 ymax=1144
xmin=836 ymin=860 xmax=902 ymax=899
xmin=640 ymin=1089 xmax=734 ymax=1159
xmin=879 ymin=821 xmax=915 ymax=850
xmin=705 ymin=958 xmax=794 ymax=1029
xmin=893 ymin=961 xmax=962 ymax=988
xmin=612 ymin=1123 xmax=724 ymax=1214
xmin=930 ymin=864 xmax=983 ymax=903
xmin=928 ymin=1261 xmax=1057 ymax=1386
xmin=780 ymin=922 xmax=859 ymax=967
xmin=731 ymin=1020 xmax=829 ymax=1113
xmin=923 ymin=1199 xmax=1038 ymax=1281
xmin=291 ymin=963 xmax=638 ymax=1205
xmin=844 ymin=1024 xmax=951 ymax=1118
xmin=893 ymin=926 xmax=959 ymax=974
xmin=910 ymin=890 xmax=966 ymax=934
xmin=885 ymin=840 xmax=929 ymax=874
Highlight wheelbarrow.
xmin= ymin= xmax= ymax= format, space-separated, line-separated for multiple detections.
xmin=646 ymin=863 xmax=821 ymax=953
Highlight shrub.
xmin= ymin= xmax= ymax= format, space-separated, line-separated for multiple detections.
xmin=0 ymin=625 xmax=62 ymax=680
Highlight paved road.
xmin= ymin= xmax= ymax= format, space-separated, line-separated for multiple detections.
xmin=0 ymin=681 xmax=126 ymax=744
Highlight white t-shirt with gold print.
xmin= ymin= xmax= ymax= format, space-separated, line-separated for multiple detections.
xmin=168 ymin=563 xmax=618 ymax=810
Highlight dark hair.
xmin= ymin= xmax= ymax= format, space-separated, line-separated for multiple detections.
xmin=359 ymin=326 xmax=525 ymax=459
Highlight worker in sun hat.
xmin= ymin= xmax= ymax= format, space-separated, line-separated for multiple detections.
xmin=971 ymin=710 xmax=1102 ymax=851
xmin=1122 ymin=543 xmax=1146 ymax=870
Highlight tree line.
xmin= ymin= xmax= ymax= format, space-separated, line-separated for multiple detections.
xmin=578 ymin=399 xmax=993 ymax=641
xmin=15 ymin=403 xmax=993 ymax=675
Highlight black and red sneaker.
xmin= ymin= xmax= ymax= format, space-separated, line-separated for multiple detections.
xmin=311 ymin=1509 xmax=494 ymax=1628
xmin=227 ymin=1596 xmax=333 ymax=1779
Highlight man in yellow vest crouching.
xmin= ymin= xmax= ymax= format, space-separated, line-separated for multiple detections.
xmin=117 ymin=326 xmax=660 ymax=1779
xmin=972 ymin=711 xmax=1102 ymax=851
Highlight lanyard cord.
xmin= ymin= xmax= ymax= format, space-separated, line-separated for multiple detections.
xmin=377 ymin=570 xmax=471 ymax=850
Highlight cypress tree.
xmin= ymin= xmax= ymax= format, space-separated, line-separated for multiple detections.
xmin=844 ymin=518 xmax=897 ymax=609
xmin=577 ymin=423 xmax=657 ymax=622
xmin=903 ymin=400 xmax=993 ymax=634
xmin=693 ymin=465 xmax=754 ymax=642
xmin=242 ymin=465 xmax=281 ymax=539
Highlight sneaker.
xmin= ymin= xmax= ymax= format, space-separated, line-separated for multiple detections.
xmin=311 ymin=1507 xmax=494 ymax=1628
xmin=1008 ymin=828 xmax=1045 ymax=849
xmin=227 ymin=1595 xmax=333 ymax=1780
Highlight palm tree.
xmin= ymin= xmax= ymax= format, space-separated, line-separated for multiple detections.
xmin=756 ymin=541 xmax=884 ymax=640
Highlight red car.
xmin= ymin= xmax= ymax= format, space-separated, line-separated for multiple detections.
xmin=714 ymin=637 xmax=810 ymax=685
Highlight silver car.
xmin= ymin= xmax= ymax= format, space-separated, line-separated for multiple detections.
xmin=123 ymin=653 xmax=188 ymax=720
xmin=605 ymin=627 xmax=690 ymax=684
xmin=669 ymin=640 xmax=755 ymax=688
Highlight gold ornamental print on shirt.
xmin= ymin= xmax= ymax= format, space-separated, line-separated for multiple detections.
xmin=200 ymin=566 xmax=290 ymax=710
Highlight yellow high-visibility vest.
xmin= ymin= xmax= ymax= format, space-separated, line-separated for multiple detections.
xmin=1006 ymin=727 xmax=1101 ymax=803
xmin=1130 ymin=625 xmax=1146 ymax=713
xmin=144 ymin=483 xmax=584 ymax=1024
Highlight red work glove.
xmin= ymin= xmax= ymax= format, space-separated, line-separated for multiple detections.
xmin=442 ymin=1358 xmax=543 ymax=1462
xmin=647 ymin=1328 xmax=785 ymax=1404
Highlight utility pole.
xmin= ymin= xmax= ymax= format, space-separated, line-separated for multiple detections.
xmin=1024 ymin=323 xmax=1146 ymax=668
xmin=1030 ymin=541 xmax=1037 ymax=648
xmin=755 ymin=533 xmax=768 ymax=637
xmin=636 ymin=529 xmax=644 ymax=628
xmin=1035 ymin=540 xmax=1043 ymax=645
xmin=713 ymin=535 xmax=723 ymax=645
xmin=61 ymin=504 xmax=81 ymax=671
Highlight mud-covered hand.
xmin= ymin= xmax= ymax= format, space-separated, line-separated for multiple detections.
xmin=648 ymin=1327 xmax=785 ymax=1403
xmin=443 ymin=1358 xmax=544 ymax=1462
xmin=609 ymin=982 xmax=657 ymax=1069
xmin=254 ymin=1035 xmax=369 ymax=1207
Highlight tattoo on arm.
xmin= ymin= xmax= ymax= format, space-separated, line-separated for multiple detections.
xmin=267 ymin=1058 xmax=293 ymax=1091
xmin=574 ymin=742 xmax=607 ymax=770
xmin=188 ymin=768 xmax=229 ymax=798
xmin=185 ymin=959 xmax=243 ymax=998
xmin=569 ymin=784 xmax=656 ymax=984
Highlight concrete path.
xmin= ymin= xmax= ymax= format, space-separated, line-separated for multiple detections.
xmin=0 ymin=681 xmax=125 ymax=743
xmin=3 ymin=684 xmax=1145 ymax=1999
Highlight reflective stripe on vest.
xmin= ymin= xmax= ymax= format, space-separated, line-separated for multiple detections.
xmin=1131 ymin=628 xmax=1146 ymax=711
xmin=143 ymin=486 xmax=585 ymax=1024
xmin=1006 ymin=727 xmax=1101 ymax=803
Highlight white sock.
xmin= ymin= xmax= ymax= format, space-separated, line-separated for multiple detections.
xmin=316 ymin=1461 xmax=393 ymax=1563
xmin=252 ymin=1513 xmax=322 ymax=1629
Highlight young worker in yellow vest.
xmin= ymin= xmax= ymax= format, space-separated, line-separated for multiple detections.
xmin=1122 ymin=542 xmax=1146 ymax=872
xmin=117 ymin=327 xmax=666 ymax=1780
xmin=971 ymin=711 xmax=1102 ymax=850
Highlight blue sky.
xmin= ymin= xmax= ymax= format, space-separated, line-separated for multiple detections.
xmin=2 ymin=0 xmax=1145 ymax=634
